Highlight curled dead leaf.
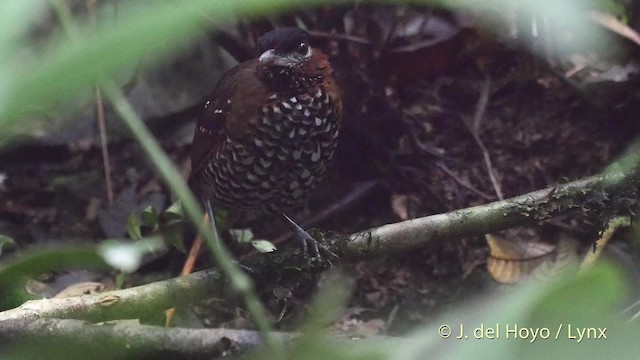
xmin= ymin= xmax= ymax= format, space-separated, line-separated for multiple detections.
xmin=391 ymin=194 xmax=421 ymax=220
xmin=486 ymin=231 xmax=578 ymax=284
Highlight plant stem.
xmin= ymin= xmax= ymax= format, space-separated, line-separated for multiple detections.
xmin=50 ymin=0 xmax=278 ymax=354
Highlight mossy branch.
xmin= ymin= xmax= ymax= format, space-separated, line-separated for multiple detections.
xmin=339 ymin=166 xmax=637 ymax=260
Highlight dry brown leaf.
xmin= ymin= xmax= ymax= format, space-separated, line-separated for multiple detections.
xmin=53 ymin=281 xmax=110 ymax=299
xmin=486 ymin=233 xmax=555 ymax=284
xmin=391 ymin=194 xmax=421 ymax=220
xmin=487 ymin=231 xmax=580 ymax=284
xmin=590 ymin=11 xmax=640 ymax=47
xmin=532 ymin=236 xmax=579 ymax=281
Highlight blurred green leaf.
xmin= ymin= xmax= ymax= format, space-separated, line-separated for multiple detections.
xmin=246 ymin=271 xmax=364 ymax=360
xmin=0 ymin=0 xmax=338 ymax=142
xmin=214 ymin=208 xmax=229 ymax=229
xmin=158 ymin=202 xmax=186 ymax=252
xmin=596 ymin=0 xmax=628 ymax=19
xmin=302 ymin=271 xmax=354 ymax=332
xmin=393 ymin=262 xmax=636 ymax=360
xmin=0 ymin=235 xmax=17 ymax=256
xmin=244 ymin=263 xmax=639 ymax=360
xmin=141 ymin=206 xmax=159 ymax=228
xmin=158 ymin=201 xmax=186 ymax=224
xmin=126 ymin=212 xmax=142 ymax=240
xmin=0 ymin=247 xmax=108 ymax=310
xmin=0 ymin=1 xmax=47 ymax=60
xmin=285 ymin=334 xmax=385 ymax=360
xmin=115 ymin=272 xmax=126 ymax=289
xmin=0 ymin=0 xmax=602 ymax=139
xmin=163 ymin=201 xmax=185 ymax=221
xmin=230 ymin=228 xmax=255 ymax=243
xmin=160 ymin=220 xmax=186 ymax=253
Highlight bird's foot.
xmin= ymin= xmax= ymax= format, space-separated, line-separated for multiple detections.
xmin=296 ymin=228 xmax=338 ymax=265
xmin=283 ymin=214 xmax=338 ymax=265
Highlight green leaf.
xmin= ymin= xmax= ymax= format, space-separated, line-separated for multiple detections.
xmin=160 ymin=220 xmax=186 ymax=253
xmin=394 ymin=261 xmax=636 ymax=360
xmin=246 ymin=272 xmax=372 ymax=360
xmin=0 ymin=235 xmax=17 ymax=256
xmin=229 ymin=229 xmax=255 ymax=243
xmin=213 ymin=208 xmax=229 ymax=229
xmin=141 ymin=206 xmax=159 ymax=228
xmin=0 ymin=0 xmax=333 ymax=142
xmin=0 ymin=247 xmax=108 ymax=310
xmin=244 ymin=262 xmax=639 ymax=360
xmin=115 ymin=272 xmax=126 ymax=289
xmin=126 ymin=212 xmax=142 ymax=240
xmin=158 ymin=202 xmax=186 ymax=252
xmin=251 ymin=239 xmax=276 ymax=253
xmin=302 ymin=271 xmax=353 ymax=331
xmin=162 ymin=201 xmax=185 ymax=222
xmin=0 ymin=1 xmax=47 ymax=61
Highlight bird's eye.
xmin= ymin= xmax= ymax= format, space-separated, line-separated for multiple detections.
xmin=297 ymin=42 xmax=309 ymax=55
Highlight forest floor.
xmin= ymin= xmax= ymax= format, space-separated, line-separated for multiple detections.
xmin=2 ymin=5 xmax=640 ymax=337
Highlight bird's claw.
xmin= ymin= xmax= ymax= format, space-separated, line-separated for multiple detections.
xmin=283 ymin=213 xmax=338 ymax=265
xmin=295 ymin=227 xmax=338 ymax=265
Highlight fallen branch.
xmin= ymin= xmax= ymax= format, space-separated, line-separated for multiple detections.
xmin=0 ymin=269 xmax=225 ymax=322
xmin=0 ymin=317 xmax=403 ymax=359
xmin=0 ymin=318 xmax=295 ymax=358
xmin=0 ymin=165 xmax=637 ymax=323
xmin=338 ymin=165 xmax=636 ymax=260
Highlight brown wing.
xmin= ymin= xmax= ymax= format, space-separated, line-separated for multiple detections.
xmin=190 ymin=59 xmax=268 ymax=187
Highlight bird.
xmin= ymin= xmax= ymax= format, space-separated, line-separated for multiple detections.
xmin=189 ymin=27 xmax=342 ymax=259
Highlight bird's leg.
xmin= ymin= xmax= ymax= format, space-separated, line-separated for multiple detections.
xmin=204 ymin=198 xmax=220 ymax=244
xmin=282 ymin=213 xmax=337 ymax=262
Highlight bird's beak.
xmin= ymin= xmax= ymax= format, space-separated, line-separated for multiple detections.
xmin=258 ymin=49 xmax=301 ymax=68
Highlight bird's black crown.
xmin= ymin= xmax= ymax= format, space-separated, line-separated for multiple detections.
xmin=258 ymin=27 xmax=310 ymax=54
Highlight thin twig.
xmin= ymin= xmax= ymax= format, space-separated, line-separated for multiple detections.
xmin=95 ymin=87 xmax=114 ymax=205
xmin=466 ymin=77 xmax=503 ymax=200
xmin=88 ymin=0 xmax=114 ymax=205
xmin=409 ymin=128 xmax=447 ymax=158
xmin=435 ymin=162 xmax=494 ymax=200
xmin=472 ymin=135 xmax=497 ymax=194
